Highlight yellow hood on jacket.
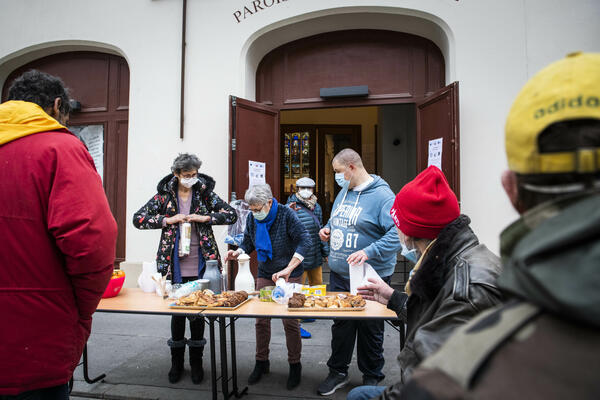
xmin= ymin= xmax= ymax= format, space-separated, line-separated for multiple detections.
xmin=0 ymin=100 xmax=67 ymax=146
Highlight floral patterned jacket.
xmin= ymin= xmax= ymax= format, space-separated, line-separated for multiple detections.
xmin=133 ymin=173 xmax=237 ymax=276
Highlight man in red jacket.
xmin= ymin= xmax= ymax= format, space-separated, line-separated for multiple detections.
xmin=0 ymin=70 xmax=118 ymax=399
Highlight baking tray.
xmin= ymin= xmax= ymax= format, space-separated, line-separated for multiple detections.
xmin=169 ymin=297 xmax=251 ymax=310
xmin=287 ymin=305 xmax=366 ymax=312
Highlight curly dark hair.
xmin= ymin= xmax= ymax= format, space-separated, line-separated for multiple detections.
xmin=171 ymin=153 xmax=202 ymax=174
xmin=7 ymin=69 xmax=71 ymax=115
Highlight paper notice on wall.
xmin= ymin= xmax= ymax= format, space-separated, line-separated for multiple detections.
xmin=428 ymin=138 xmax=443 ymax=170
xmin=248 ymin=160 xmax=266 ymax=187
xmin=71 ymin=125 xmax=104 ymax=182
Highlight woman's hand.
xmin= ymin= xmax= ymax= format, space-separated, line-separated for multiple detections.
xmin=186 ymin=214 xmax=211 ymax=223
xmin=272 ymin=266 xmax=293 ymax=283
xmin=357 ymin=278 xmax=394 ymax=306
xmin=165 ymin=214 xmax=187 ymax=225
xmin=224 ymin=249 xmax=241 ymax=261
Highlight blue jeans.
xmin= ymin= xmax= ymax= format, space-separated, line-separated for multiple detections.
xmin=347 ymin=385 xmax=386 ymax=400
xmin=0 ymin=384 xmax=69 ymax=400
xmin=327 ymin=271 xmax=392 ymax=380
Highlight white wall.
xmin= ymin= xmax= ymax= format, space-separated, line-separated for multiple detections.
xmin=1 ymin=0 xmax=598 ymax=262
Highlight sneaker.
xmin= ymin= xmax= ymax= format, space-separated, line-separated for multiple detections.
xmin=362 ymin=375 xmax=384 ymax=386
xmin=300 ymin=326 xmax=312 ymax=339
xmin=317 ymin=370 xmax=349 ymax=396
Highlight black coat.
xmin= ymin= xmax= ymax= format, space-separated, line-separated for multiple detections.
xmin=133 ymin=173 xmax=237 ymax=275
xmin=382 ymin=215 xmax=503 ymax=397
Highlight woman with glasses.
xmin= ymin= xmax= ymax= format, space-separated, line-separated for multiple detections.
xmin=225 ymin=183 xmax=310 ymax=390
xmin=133 ymin=153 xmax=237 ymax=384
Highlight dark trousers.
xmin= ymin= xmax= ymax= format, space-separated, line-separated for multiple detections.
xmin=171 ymin=276 xmax=205 ymax=341
xmin=327 ymin=271 xmax=391 ymax=380
xmin=0 ymin=384 xmax=69 ymax=400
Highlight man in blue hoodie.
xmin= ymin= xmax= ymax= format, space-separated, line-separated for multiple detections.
xmin=317 ymin=149 xmax=401 ymax=396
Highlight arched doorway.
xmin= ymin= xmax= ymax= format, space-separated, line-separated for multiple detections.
xmin=229 ymin=29 xmax=459 ymax=285
xmin=2 ymin=51 xmax=130 ymax=264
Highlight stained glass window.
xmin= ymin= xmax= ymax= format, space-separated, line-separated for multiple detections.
xmin=283 ymin=130 xmax=311 ymax=193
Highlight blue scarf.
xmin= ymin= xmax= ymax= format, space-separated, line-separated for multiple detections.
xmin=255 ymin=198 xmax=278 ymax=262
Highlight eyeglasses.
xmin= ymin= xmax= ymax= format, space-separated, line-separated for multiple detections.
xmin=180 ymin=172 xmax=198 ymax=179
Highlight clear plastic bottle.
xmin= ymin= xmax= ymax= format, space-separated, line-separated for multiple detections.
xmin=271 ymin=278 xmax=288 ymax=304
xmin=172 ymin=279 xmax=206 ymax=298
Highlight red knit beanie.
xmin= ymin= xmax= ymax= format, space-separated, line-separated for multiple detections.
xmin=390 ymin=166 xmax=460 ymax=239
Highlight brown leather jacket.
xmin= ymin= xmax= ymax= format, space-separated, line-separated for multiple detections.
xmin=379 ymin=215 xmax=503 ymax=399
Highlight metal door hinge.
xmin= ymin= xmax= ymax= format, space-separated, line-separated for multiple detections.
xmin=231 ymin=138 xmax=237 ymax=151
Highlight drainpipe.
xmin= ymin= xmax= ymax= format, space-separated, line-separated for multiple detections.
xmin=180 ymin=0 xmax=187 ymax=139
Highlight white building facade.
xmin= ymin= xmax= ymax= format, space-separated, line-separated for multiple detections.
xmin=1 ymin=0 xmax=598 ymax=275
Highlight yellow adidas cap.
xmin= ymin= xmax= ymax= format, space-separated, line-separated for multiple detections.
xmin=505 ymin=52 xmax=600 ymax=174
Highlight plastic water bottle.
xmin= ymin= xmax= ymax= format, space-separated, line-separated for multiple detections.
xmin=271 ymin=286 xmax=286 ymax=303
xmin=271 ymin=278 xmax=288 ymax=304
xmin=172 ymin=279 xmax=205 ymax=298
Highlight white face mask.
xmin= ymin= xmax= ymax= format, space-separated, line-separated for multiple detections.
xmin=298 ymin=189 xmax=313 ymax=199
xmin=180 ymin=177 xmax=198 ymax=188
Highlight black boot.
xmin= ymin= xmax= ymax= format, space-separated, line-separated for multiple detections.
xmin=188 ymin=339 xmax=206 ymax=384
xmin=248 ymin=360 xmax=270 ymax=385
xmin=287 ymin=362 xmax=301 ymax=390
xmin=167 ymin=338 xmax=186 ymax=383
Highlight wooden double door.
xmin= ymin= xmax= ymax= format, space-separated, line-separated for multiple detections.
xmin=228 ymin=29 xmax=459 ymax=279
xmin=229 ymin=83 xmax=459 ymax=206
xmin=228 ymin=82 xmax=459 ymax=279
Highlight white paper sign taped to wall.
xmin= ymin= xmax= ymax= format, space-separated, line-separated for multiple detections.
xmin=248 ymin=160 xmax=266 ymax=187
xmin=71 ymin=125 xmax=104 ymax=182
xmin=428 ymin=138 xmax=443 ymax=170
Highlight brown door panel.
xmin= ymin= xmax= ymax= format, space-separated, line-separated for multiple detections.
xmin=416 ymin=81 xmax=460 ymax=199
xmin=228 ymin=96 xmax=280 ymax=280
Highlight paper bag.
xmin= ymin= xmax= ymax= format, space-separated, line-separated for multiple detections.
xmin=349 ymin=262 xmax=381 ymax=295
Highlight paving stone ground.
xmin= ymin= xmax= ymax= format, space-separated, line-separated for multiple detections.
xmin=71 ymin=312 xmax=402 ymax=399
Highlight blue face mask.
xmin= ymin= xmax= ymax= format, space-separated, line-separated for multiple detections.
xmin=335 ymin=172 xmax=348 ymax=187
xmin=401 ymin=241 xmax=419 ymax=264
